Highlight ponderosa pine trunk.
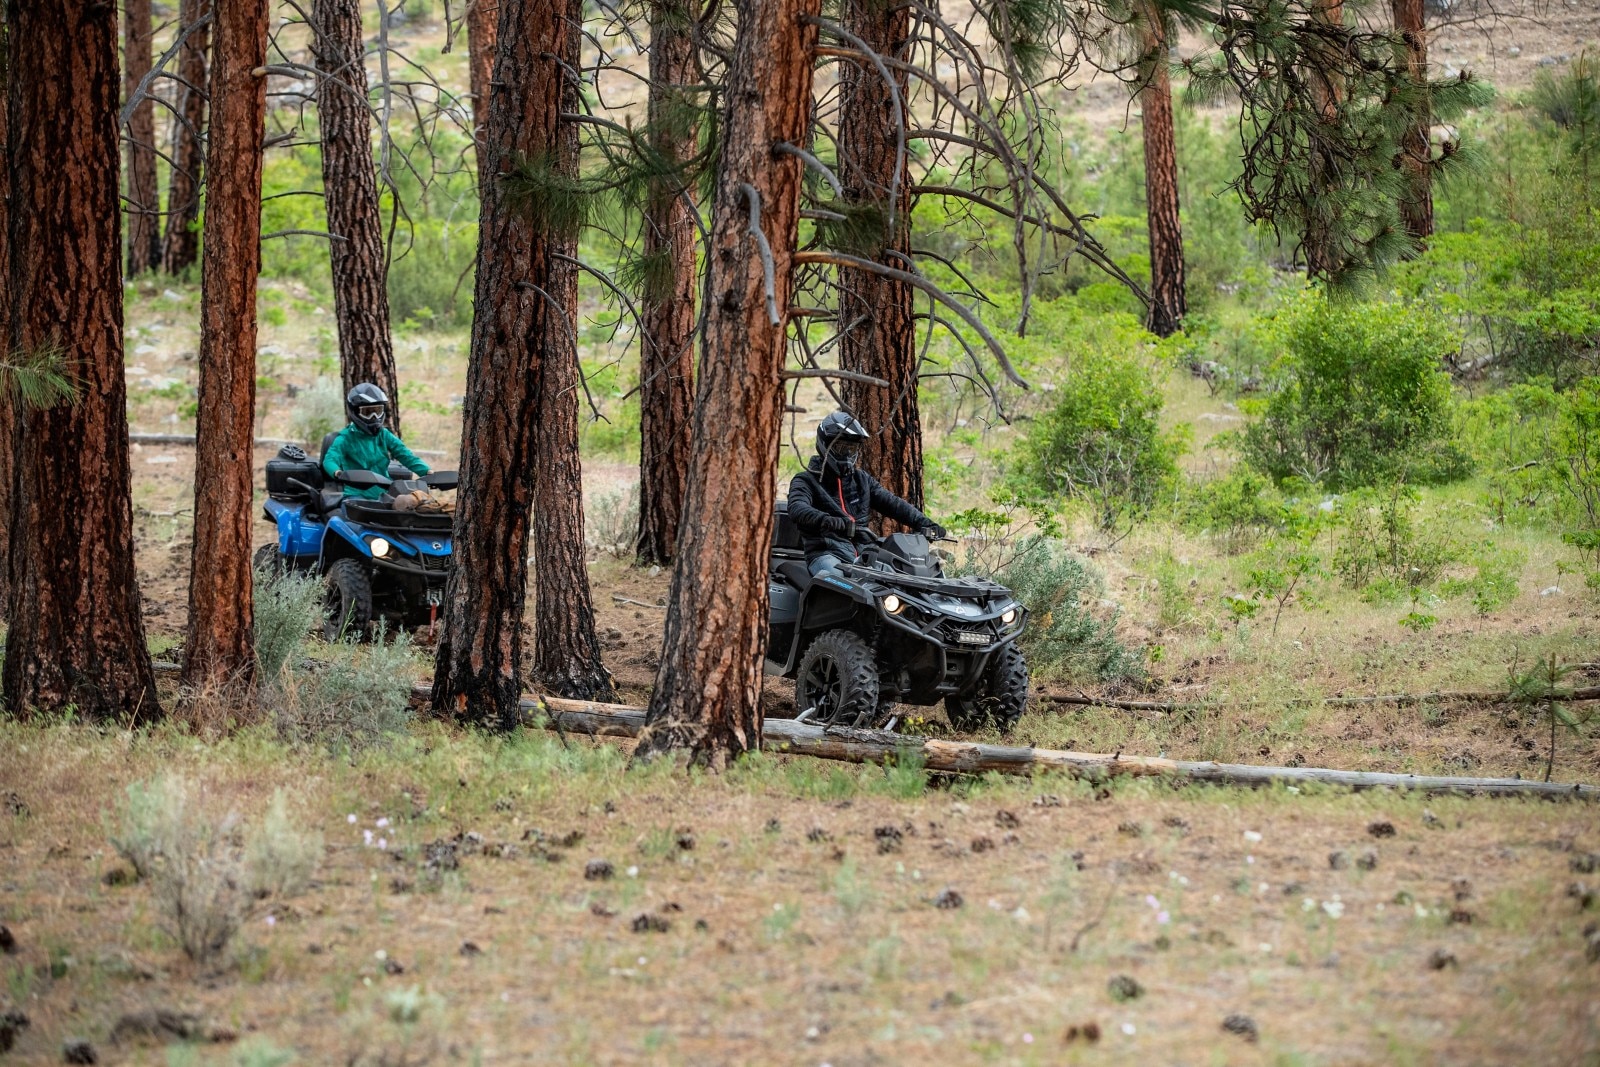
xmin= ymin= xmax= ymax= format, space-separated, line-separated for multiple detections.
xmin=3 ymin=0 xmax=159 ymax=721
xmin=433 ymin=0 xmax=610 ymax=726
xmin=1393 ymin=0 xmax=1432 ymax=246
xmin=466 ymin=0 xmax=497 ymax=154
xmin=184 ymin=0 xmax=266 ymax=694
xmin=527 ymin=6 xmax=612 ymax=700
xmin=635 ymin=0 xmax=699 ymax=565
xmin=0 ymin=5 xmax=12 ymax=618
xmin=634 ymin=0 xmax=823 ymax=766
xmin=162 ymin=0 xmax=210 ymax=275
xmin=836 ymin=0 xmax=921 ymax=516
xmin=313 ymin=0 xmax=400 ymax=429
xmin=123 ymin=0 xmax=161 ymax=275
xmin=1136 ymin=0 xmax=1186 ymax=337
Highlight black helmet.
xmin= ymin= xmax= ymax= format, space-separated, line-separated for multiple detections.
xmin=346 ymin=382 xmax=388 ymax=436
xmin=816 ymin=410 xmax=869 ymax=477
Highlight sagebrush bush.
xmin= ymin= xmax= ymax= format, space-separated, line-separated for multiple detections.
xmin=586 ymin=482 xmax=640 ymax=558
xmin=287 ymin=377 xmax=345 ymax=449
xmin=110 ymin=778 xmax=320 ymax=964
xmin=969 ymin=536 xmax=1140 ymax=683
xmin=1013 ymin=349 xmax=1185 ymax=527
xmin=270 ymin=632 xmax=418 ymax=751
xmin=254 ymin=568 xmax=321 ymax=682
xmin=1242 ymin=290 xmax=1471 ymax=490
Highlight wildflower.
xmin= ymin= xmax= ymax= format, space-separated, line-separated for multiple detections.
xmin=347 ymin=814 xmax=358 ymax=824
xmin=1157 ymin=911 xmax=1170 ymax=925
xmin=1121 ymin=1023 xmax=1137 ymax=1036
xmin=363 ymin=829 xmax=374 ymax=846
xmin=376 ymin=817 xmax=390 ymax=829
xmin=265 ymin=915 xmax=276 ymax=927
xmin=1023 ymin=1033 xmax=1034 ymax=1044
xmin=1322 ymin=900 xmax=1345 ymax=919
xmin=1244 ymin=830 xmax=1262 ymax=843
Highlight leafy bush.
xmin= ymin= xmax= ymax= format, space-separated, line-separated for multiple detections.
xmin=388 ymin=221 xmax=477 ymax=330
xmin=254 ymin=568 xmax=321 ymax=683
xmin=110 ymin=778 xmax=320 ymax=964
xmin=1331 ymin=483 xmax=1457 ymax=592
xmin=1179 ymin=467 xmax=1298 ymax=555
xmin=1013 ymin=349 xmax=1185 ymax=527
xmin=287 ymin=376 xmax=346 ymax=448
xmin=1242 ymin=290 xmax=1471 ymax=490
xmin=972 ymin=536 xmax=1140 ymax=683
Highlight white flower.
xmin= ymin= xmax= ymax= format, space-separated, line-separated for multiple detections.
xmin=363 ymin=829 xmax=374 ymax=846
xmin=375 ymin=949 xmax=387 ymax=960
xmin=377 ymin=838 xmax=387 ymax=850
xmin=1321 ymin=900 xmax=1345 ymax=919
xmin=347 ymin=813 xmax=358 ymax=824
xmin=265 ymin=915 xmax=276 ymax=927
xmin=1121 ymin=1023 xmax=1137 ymax=1036
xmin=627 ymin=865 xmax=639 ymax=878
xmin=1157 ymin=911 xmax=1170 ymax=925
xmin=1243 ymin=830 xmax=1263 ymax=843
xmin=376 ymin=817 xmax=390 ymax=829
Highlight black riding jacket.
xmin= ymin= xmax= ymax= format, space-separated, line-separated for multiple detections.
xmin=786 ymin=456 xmax=931 ymax=564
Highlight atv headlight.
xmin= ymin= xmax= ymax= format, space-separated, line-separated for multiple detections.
xmin=369 ymin=537 xmax=391 ymax=558
xmin=882 ymin=593 xmax=903 ymax=614
xmin=1001 ymin=606 xmax=1017 ymax=625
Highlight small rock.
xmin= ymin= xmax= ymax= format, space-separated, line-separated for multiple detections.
xmin=1356 ymin=850 xmax=1379 ymax=871
xmin=631 ymin=913 xmax=670 ymax=933
xmin=933 ymin=887 xmax=964 ymax=909
xmin=874 ymin=826 xmax=903 ymax=854
xmin=1506 ymin=44 xmax=1521 ymax=56
xmin=1423 ymin=810 xmax=1445 ymax=830
xmin=1368 ymin=821 xmax=1396 ymax=838
xmin=384 ymin=958 xmax=405 ymax=975
xmin=109 ymin=1009 xmax=202 ymax=1045
xmin=459 ymin=941 xmax=482 ymax=956
xmin=101 ymin=867 xmax=136 ymax=887
xmin=1032 ymin=794 xmax=1062 ymax=808
xmin=63 ymin=1039 xmax=98 ymax=1064
xmin=764 ymin=818 xmax=782 ymax=833
xmin=995 ymin=810 xmax=1019 ymax=828
xmin=1448 ymin=908 xmax=1474 ymax=925
xmin=1220 ymin=1014 xmax=1258 ymax=1042
xmin=1329 ymin=850 xmax=1350 ymax=870
xmin=1117 ymin=820 xmax=1143 ymax=837
xmin=1107 ymin=975 xmax=1144 ymax=1002
xmin=1427 ymin=948 xmax=1458 ymax=970
xmin=0 ymin=1011 xmax=31 ymax=1054
xmin=1064 ymin=1021 xmax=1101 ymax=1043
xmin=1570 ymin=853 xmax=1599 ymax=874
xmin=970 ymin=836 xmax=995 ymax=854
xmin=584 ymin=859 xmax=615 ymax=882
xmin=0 ymin=925 xmax=15 ymax=954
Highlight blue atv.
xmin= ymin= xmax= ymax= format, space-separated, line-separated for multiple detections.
xmin=256 ymin=441 xmax=458 ymax=640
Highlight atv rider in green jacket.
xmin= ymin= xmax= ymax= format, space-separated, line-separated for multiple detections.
xmin=322 ymin=383 xmax=430 ymax=500
xmin=787 ymin=410 xmax=946 ymax=576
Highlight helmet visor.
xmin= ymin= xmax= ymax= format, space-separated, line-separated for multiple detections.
xmin=829 ymin=439 xmax=863 ymax=460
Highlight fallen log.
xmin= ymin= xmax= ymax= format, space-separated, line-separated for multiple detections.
xmin=146 ymin=663 xmax=1596 ymax=798
xmin=532 ymin=695 xmax=1598 ymax=800
xmin=129 ymin=432 xmax=448 ymax=459
xmin=1040 ymin=686 xmax=1600 ymax=714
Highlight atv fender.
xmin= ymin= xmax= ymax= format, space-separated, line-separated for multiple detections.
xmin=321 ymin=515 xmax=375 ymax=567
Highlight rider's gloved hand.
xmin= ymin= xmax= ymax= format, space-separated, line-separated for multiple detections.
xmin=921 ymin=522 xmax=948 ymax=540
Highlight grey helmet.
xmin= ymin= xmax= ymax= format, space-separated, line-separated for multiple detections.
xmin=346 ymin=382 xmax=388 ymax=436
xmin=816 ymin=410 xmax=869 ymax=477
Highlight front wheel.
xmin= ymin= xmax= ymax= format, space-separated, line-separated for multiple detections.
xmin=253 ymin=543 xmax=284 ymax=579
xmin=323 ymin=558 xmax=373 ymax=642
xmin=946 ymin=642 xmax=1030 ymax=733
xmin=795 ymin=629 xmax=880 ymax=727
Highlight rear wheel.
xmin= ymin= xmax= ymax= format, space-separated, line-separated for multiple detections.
xmin=796 ymin=629 xmax=880 ymax=727
xmin=323 ymin=558 xmax=372 ymax=642
xmin=253 ymin=543 xmax=284 ymax=579
xmin=945 ymin=643 xmax=1030 ymax=732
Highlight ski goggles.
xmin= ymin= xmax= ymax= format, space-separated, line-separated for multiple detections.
xmin=357 ymin=404 xmax=387 ymax=418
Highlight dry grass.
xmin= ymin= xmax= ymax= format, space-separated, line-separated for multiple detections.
xmin=1 ymin=722 xmax=1597 ymax=1065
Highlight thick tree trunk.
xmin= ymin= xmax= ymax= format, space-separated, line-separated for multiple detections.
xmin=1392 ymin=0 xmax=1432 ymax=246
xmin=634 ymin=0 xmax=699 ymax=565
xmin=465 ymin=0 xmax=497 ymax=154
xmin=836 ymin=0 xmax=921 ymax=516
xmin=184 ymin=0 xmax=266 ymax=694
xmin=1136 ymin=0 xmax=1186 ymax=337
xmin=313 ymin=0 xmax=400 ymax=430
xmin=634 ymin=0 xmax=822 ymax=766
xmin=0 ymin=5 xmax=12 ymax=618
xmin=162 ymin=0 xmax=210 ymax=276
xmin=3 ymin=0 xmax=159 ymax=722
xmin=433 ymin=0 xmax=607 ymax=726
xmin=1303 ymin=0 xmax=1345 ymax=280
xmin=123 ymin=0 xmax=161 ymax=275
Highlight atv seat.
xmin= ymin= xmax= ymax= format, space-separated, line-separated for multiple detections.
xmin=772 ymin=499 xmax=806 ymax=561
xmin=775 ymin=559 xmax=812 ymax=591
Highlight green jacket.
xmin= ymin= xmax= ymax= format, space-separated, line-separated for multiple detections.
xmin=322 ymin=424 xmax=430 ymax=499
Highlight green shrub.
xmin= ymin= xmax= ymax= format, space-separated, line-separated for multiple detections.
xmin=1242 ymin=290 xmax=1470 ymax=490
xmin=974 ymin=536 xmax=1140 ymax=683
xmin=254 ymin=569 xmax=321 ymax=682
xmin=270 ymin=632 xmax=417 ymax=751
xmin=1331 ymin=483 xmax=1457 ymax=591
xmin=287 ymin=377 xmax=346 ymax=448
xmin=388 ymin=221 xmax=477 ymax=329
xmin=1179 ymin=467 xmax=1296 ymax=555
xmin=1013 ymin=349 xmax=1185 ymax=527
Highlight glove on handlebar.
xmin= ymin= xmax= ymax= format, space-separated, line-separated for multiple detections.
xmin=921 ymin=522 xmax=948 ymax=540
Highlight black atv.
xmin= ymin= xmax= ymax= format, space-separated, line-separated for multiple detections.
xmin=765 ymin=500 xmax=1030 ymax=731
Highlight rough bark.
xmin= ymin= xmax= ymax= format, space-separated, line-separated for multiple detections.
xmin=1136 ymin=0 xmax=1186 ymax=337
xmin=836 ymin=0 xmax=921 ymax=516
xmin=633 ymin=0 xmax=823 ymax=766
xmin=634 ymin=0 xmax=699 ymax=565
xmin=3 ymin=0 xmax=159 ymax=722
xmin=433 ymin=0 xmax=606 ymax=727
xmin=183 ymin=0 xmax=266 ymax=694
xmin=465 ymin=0 xmax=497 ymax=154
xmin=0 ymin=5 xmax=12 ymax=618
xmin=162 ymin=0 xmax=210 ymax=275
xmin=313 ymin=0 xmax=400 ymax=430
xmin=1392 ymin=0 xmax=1432 ymax=246
xmin=123 ymin=0 xmax=161 ymax=275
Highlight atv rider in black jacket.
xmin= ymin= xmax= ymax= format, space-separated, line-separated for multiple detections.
xmin=787 ymin=411 xmax=947 ymax=575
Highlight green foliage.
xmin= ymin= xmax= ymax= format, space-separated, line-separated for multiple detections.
xmin=1242 ymin=290 xmax=1470 ymax=490
xmin=1331 ymin=483 xmax=1457 ymax=592
xmin=0 ymin=343 xmax=78 ymax=411
xmin=269 ymin=631 xmax=418 ymax=752
xmin=1507 ymin=655 xmax=1594 ymax=782
xmin=974 ymin=536 xmax=1140 ymax=683
xmin=109 ymin=777 xmax=320 ymax=964
xmin=388 ymin=223 xmax=476 ymax=329
xmin=288 ymin=377 xmax=345 ymax=447
xmin=253 ymin=568 xmax=321 ymax=683
xmin=502 ymin=152 xmax=603 ymax=239
xmin=1180 ymin=468 xmax=1298 ymax=554
xmin=1014 ymin=348 xmax=1185 ymax=526
xmin=1531 ymin=52 xmax=1600 ymax=175
xmin=1556 ymin=376 xmax=1600 ymax=543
